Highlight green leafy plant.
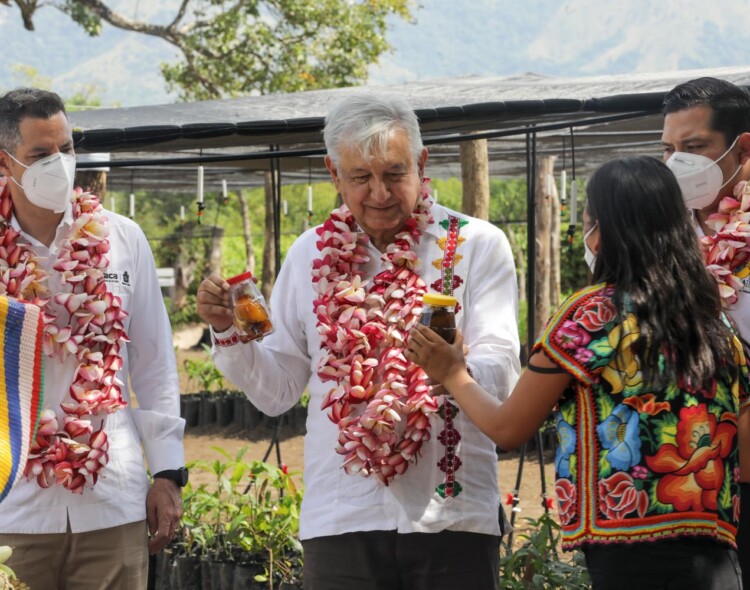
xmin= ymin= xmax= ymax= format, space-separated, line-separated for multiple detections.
xmin=183 ymin=345 xmax=227 ymax=392
xmin=177 ymin=447 xmax=303 ymax=588
xmin=499 ymin=513 xmax=590 ymax=589
xmin=165 ymin=294 xmax=202 ymax=327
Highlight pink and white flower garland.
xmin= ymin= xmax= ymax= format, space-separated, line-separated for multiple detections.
xmin=312 ymin=183 xmax=440 ymax=485
xmin=702 ymin=180 xmax=750 ymax=306
xmin=0 ymin=178 xmax=128 ymax=493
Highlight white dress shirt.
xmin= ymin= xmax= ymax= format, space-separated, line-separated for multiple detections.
xmin=213 ymin=202 xmax=521 ymax=540
xmin=694 ymin=218 xmax=750 ymax=339
xmin=0 ymin=205 xmax=185 ymax=534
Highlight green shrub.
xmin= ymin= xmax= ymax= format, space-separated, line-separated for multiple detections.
xmin=165 ymin=294 xmax=202 ymax=327
xmin=183 ymin=345 xmax=227 ymax=392
xmin=499 ymin=513 xmax=590 ymax=589
xmin=179 ymin=447 xmax=303 ymax=586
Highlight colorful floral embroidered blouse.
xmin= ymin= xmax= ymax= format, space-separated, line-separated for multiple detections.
xmin=534 ymin=283 xmax=750 ymax=550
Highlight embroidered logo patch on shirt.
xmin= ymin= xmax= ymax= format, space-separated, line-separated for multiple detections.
xmin=103 ymin=270 xmax=132 ymax=288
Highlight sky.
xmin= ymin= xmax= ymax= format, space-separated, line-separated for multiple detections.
xmin=1 ymin=0 xmax=750 ymax=106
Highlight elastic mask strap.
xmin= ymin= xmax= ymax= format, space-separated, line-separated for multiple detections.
xmin=718 ymin=136 xmax=742 ymax=191
xmin=2 ymin=150 xmax=28 ymax=170
xmin=583 ymin=222 xmax=598 ymax=241
xmin=2 ymin=150 xmax=27 ymax=190
xmin=716 ymin=135 xmax=741 ymax=164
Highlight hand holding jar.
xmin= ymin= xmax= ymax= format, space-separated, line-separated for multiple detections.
xmin=418 ymin=293 xmax=457 ymax=343
xmin=226 ymin=271 xmax=273 ymax=341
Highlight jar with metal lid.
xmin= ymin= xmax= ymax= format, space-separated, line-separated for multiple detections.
xmin=226 ymin=271 xmax=273 ymax=341
xmin=419 ymin=293 xmax=457 ymax=344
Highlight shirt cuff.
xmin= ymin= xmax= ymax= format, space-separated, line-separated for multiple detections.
xmin=211 ymin=324 xmax=246 ymax=347
xmin=132 ymin=409 xmax=186 ymax=474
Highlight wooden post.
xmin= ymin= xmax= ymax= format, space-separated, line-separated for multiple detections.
xmin=75 ymin=154 xmax=110 ymax=198
xmin=505 ymin=224 xmax=526 ymax=302
xmin=207 ymin=226 xmax=224 ymax=277
xmin=75 ymin=170 xmax=107 ymax=198
xmin=460 ymin=139 xmax=490 ymax=220
xmin=534 ymin=156 xmax=556 ymax=338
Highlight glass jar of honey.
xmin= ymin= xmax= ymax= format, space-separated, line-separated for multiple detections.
xmin=419 ymin=293 xmax=457 ymax=344
xmin=226 ymin=271 xmax=273 ymax=341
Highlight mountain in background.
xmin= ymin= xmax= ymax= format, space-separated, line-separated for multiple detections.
xmin=1 ymin=0 xmax=749 ymax=106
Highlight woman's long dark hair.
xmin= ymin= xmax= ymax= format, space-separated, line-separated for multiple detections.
xmin=587 ymin=156 xmax=736 ymax=389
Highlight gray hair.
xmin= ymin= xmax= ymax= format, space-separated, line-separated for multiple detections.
xmin=0 ymin=88 xmax=68 ymax=153
xmin=323 ymin=93 xmax=424 ymax=166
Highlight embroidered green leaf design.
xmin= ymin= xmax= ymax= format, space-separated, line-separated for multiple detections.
xmin=652 ymin=413 xmax=678 ymax=447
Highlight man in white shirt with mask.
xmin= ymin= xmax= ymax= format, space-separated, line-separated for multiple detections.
xmin=0 ymin=87 xmax=186 ymax=589
xmin=661 ymin=76 xmax=750 ymax=587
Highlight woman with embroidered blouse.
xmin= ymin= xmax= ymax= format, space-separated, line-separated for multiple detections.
xmin=406 ymin=156 xmax=749 ymax=590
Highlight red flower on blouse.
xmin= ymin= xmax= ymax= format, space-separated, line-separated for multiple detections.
xmin=554 ymin=320 xmax=592 ymax=350
xmin=555 ymin=478 xmax=577 ymax=525
xmin=623 ymin=394 xmax=671 ymax=416
xmin=597 ymin=471 xmax=648 ymax=520
xmin=645 ymin=404 xmax=736 ymax=512
xmin=572 ymin=293 xmax=617 ymax=332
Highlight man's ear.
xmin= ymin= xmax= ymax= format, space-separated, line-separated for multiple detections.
xmin=417 ymin=148 xmax=428 ymax=180
xmin=738 ymin=132 xmax=750 ymax=164
xmin=324 ymin=155 xmax=341 ymax=192
xmin=0 ymin=149 xmax=13 ymax=179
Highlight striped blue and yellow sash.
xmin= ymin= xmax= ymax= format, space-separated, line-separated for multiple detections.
xmin=0 ymin=297 xmax=43 ymax=503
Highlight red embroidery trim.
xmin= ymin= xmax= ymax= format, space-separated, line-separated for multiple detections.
xmin=435 ymin=215 xmax=466 ymax=499
xmin=213 ymin=331 xmax=255 ymax=347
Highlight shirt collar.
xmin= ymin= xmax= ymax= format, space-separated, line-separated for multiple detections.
xmin=10 ymin=201 xmax=74 ymax=248
xmin=423 ymin=198 xmax=448 ymax=239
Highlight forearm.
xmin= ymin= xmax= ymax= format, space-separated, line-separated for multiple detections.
xmin=212 ymin=327 xmax=309 ymax=416
xmin=442 ymin=367 xmax=508 ymax=447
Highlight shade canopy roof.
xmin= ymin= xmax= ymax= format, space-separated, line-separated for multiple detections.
xmin=69 ymin=65 xmax=750 ymax=194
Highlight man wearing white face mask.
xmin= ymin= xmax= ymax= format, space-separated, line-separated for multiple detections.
xmin=0 ymin=87 xmax=186 ymax=589
xmin=662 ymin=76 xmax=750 ymax=588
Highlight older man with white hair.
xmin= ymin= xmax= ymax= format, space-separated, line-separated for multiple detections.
xmin=197 ymin=93 xmax=520 ymax=590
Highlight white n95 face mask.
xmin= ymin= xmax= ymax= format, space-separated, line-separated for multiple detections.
xmin=665 ymin=136 xmax=740 ymax=210
xmin=4 ymin=151 xmax=76 ymax=213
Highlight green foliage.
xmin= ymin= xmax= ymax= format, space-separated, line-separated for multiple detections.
xmin=183 ymin=345 xmax=227 ymax=392
xmin=490 ymin=177 xmax=589 ymax=298
xmin=165 ymin=295 xmax=202 ymax=327
xmin=6 ymin=64 xmax=109 ymax=110
xmin=46 ymin=1 xmax=413 ymax=102
xmin=61 ymin=0 xmax=103 ymax=36
xmin=499 ymin=514 xmax=590 ymax=589
xmin=160 ymin=0 xmax=412 ymax=100
xmin=137 ymin=180 xmax=339 ymax=283
xmin=179 ymin=447 xmax=303 ymax=585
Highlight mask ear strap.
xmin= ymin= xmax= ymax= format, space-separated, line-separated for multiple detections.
xmin=2 ymin=150 xmax=22 ymax=168
xmin=717 ymin=135 xmax=741 ymax=163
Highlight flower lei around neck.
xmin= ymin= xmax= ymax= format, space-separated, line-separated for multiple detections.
xmin=312 ymin=181 xmax=440 ymax=485
xmin=0 ymin=177 xmax=128 ymax=494
xmin=701 ymin=179 xmax=750 ymax=307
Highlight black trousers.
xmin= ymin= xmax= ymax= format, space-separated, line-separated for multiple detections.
xmin=583 ymin=538 xmax=742 ymax=590
xmin=302 ymin=530 xmax=500 ymax=590
xmin=737 ymin=482 xmax=750 ymax=590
